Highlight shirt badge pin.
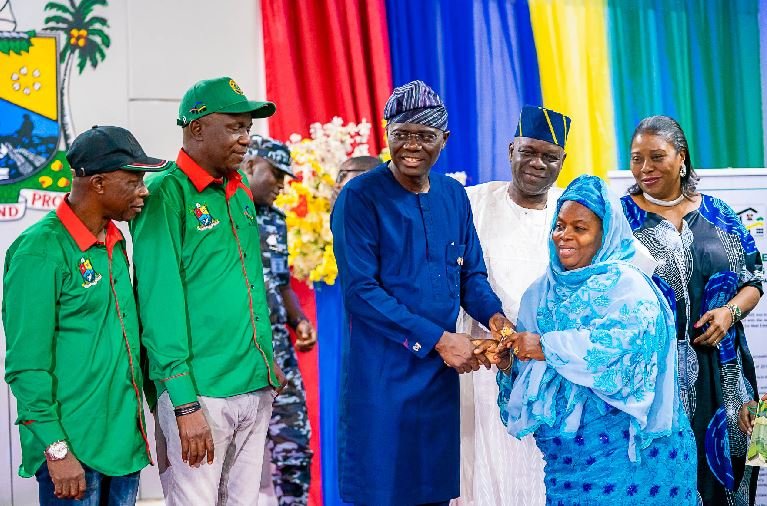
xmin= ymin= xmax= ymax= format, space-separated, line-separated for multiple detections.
xmin=192 ymin=203 xmax=220 ymax=231
xmin=457 ymin=257 xmax=464 ymax=266
xmin=243 ymin=205 xmax=256 ymax=223
xmin=413 ymin=342 xmax=422 ymax=352
xmin=78 ymin=257 xmax=102 ymax=288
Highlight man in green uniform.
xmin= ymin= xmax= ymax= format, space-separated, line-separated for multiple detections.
xmin=130 ymin=76 xmax=283 ymax=505
xmin=3 ymin=125 xmax=169 ymax=504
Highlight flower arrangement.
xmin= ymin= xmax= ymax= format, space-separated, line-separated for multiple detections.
xmin=275 ymin=117 xmax=372 ymax=286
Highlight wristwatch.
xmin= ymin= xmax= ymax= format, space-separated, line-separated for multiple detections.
xmin=44 ymin=440 xmax=69 ymax=461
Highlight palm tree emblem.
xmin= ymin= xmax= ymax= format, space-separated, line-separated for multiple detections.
xmin=43 ymin=0 xmax=110 ymax=148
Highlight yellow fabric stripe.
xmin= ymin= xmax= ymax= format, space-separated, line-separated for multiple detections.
xmin=541 ymin=108 xmax=559 ymax=146
xmin=563 ymin=115 xmax=568 ymax=144
xmin=527 ymin=0 xmax=616 ymax=185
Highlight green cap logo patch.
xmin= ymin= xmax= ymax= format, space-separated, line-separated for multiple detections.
xmin=229 ymin=79 xmax=244 ymax=95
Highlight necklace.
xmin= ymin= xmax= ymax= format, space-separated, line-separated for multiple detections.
xmin=642 ymin=192 xmax=685 ymax=207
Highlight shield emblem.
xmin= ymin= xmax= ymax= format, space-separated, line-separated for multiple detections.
xmin=0 ymin=32 xmax=60 ymax=184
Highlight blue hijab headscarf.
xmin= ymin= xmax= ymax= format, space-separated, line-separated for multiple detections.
xmin=500 ymin=175 xmax=679 ymax=462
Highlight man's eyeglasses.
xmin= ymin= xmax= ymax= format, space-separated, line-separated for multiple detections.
xmin=389 ymin=131 xmax=441 ymax=145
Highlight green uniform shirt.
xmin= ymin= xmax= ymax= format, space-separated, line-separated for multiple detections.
xmin=3 ymin=199 xmax=151 ymax=477
xmin=131 ymin=149 xmax=278 ymax=408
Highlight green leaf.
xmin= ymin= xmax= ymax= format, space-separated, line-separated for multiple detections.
xmin=80 ymin=0 xmax=108 ymax=18
xmin=76 ymin=52 xmax=88 ymax=74
xmin=93 ymin=43 xmax=106 ymax=61
xmin=44 ymin=1 xmax=75 ymax=15
xmin=87 ymin=28 xmax=110 ymax=47
xmin=87 ymin=50 xmax=98 ymax=69
xmin=44 ymin=14 xmax=73 ymax=26
xmin=84 ymin=16 xmax=109 ymax=28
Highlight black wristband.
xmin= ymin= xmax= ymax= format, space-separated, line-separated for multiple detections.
xmin=174 ymin=402 xmax=201 ymax=417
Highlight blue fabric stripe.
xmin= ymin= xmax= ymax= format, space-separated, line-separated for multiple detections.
xmin=474 ymin=0 xmax=542 ymax=182
xmin=316 ymin=282 xmax=352 ymax=506
xmin=385 ymin=0 xmax=540 ymax=184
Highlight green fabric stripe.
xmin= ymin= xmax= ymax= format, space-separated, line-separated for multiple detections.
xmin=607 ymin=0 xmax=764 ymax=169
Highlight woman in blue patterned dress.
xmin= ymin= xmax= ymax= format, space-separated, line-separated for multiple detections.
xmin=496 ymin=175 xmax=697 ymax=505
xmin=621 ymin=115 xmax=765 ymax=505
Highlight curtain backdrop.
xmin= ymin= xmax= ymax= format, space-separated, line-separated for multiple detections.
xmin=607 ymin=0 xmax=764 ymax=170
xmin=262 ymin=0 xmax=392 ymax=153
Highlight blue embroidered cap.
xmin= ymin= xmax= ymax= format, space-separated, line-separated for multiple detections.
xmin=247 ymin=134 xmax=294 ymax=177
xmin=383 ymin=80 xmax=448 ymax=131
xmin=515 ymin=105 xmax=571 ymax=149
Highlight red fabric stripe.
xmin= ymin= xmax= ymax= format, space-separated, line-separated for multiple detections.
xmin=262 ymin=0 xmax=393 ymax=154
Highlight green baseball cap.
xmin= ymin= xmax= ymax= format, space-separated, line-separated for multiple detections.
xmin=177 ymin=76 xmax=276 ymax=127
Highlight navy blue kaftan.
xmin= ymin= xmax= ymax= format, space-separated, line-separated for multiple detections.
xmin=331 ymin=164 xmax=503 ymax=505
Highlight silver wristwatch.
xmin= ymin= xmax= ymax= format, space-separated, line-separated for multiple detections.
xmin=44 ymin=440 xmax=69 ymax=461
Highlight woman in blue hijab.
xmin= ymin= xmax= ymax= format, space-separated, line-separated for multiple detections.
xmin=496 ymin=175 xmax=697 ymax=504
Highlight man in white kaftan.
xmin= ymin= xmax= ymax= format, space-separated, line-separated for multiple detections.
xmin=454 ymin=106 xmax=570 ymax=506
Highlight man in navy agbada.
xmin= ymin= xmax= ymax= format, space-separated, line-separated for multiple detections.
xmin=331 ymin=80 xmax=512 ymax=505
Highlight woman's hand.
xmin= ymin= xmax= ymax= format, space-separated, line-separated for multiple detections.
xmin=693 ymin=307 xmax=733 ymax=347
xmin=511 ymin=331 xmax=545 ymax=361
xmin=739 ymin=394 xmax=767 ymax=435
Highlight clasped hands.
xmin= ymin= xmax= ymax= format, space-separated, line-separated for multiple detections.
xmin=436 ymin=313 xmax=545 ymax=374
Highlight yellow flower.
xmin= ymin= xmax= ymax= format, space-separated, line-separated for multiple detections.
xmin=278 ymin=118 xmax=381 ymax=285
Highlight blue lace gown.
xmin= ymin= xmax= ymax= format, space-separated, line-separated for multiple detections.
xmin=622 ymin=194 xmax=765 ymax=505
xmin=498 ymin=267 xmax=698 ymax=505
xmin=499 ymin=175 xmax=698 ymax=505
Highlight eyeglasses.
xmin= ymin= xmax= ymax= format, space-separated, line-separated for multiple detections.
xmin=389 ymin=131 xmax=441 ymax=145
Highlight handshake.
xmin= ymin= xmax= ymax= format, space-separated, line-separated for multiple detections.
xmin=435 ymin=312 xmax=545 ymax=374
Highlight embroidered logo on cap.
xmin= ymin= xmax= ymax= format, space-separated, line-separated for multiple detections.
xmin=229 ymin=79 xmax=244 ymax=95
xmin=189 ymin=102 xmax=207 ymax=114
xmin=192 ymin=203 xmax=219 ymax=231
xmin=79 ymin=257 xmax=102 ymax=288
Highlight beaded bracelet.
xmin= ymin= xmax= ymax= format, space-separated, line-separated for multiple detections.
xmin=174 ymin=402 xmax=201 ymax=417
xmin=724 ymin=303 xmax=742 ymax=327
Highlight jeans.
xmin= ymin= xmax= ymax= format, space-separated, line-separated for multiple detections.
xmin=36 ymin=462 xmax=140 ymax=506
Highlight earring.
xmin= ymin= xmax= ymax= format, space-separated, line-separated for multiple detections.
xmin=680 ymin=164 xmax=687 ymax=177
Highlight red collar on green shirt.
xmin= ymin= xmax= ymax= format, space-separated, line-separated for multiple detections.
xmin=56 ymin=196 xmax=124 ymax=256
xmin=176 ymin=149 xmax=253 ymax=201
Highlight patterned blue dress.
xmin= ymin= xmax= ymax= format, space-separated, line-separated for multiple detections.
xmin=499 ymin=176 xmax=698 ymax=505
xmin=622 ymin=194 xmax=765 ymax=505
